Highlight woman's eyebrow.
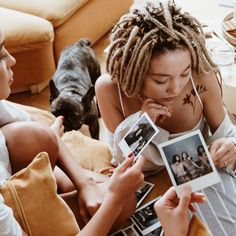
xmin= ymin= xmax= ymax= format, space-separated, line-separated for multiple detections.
xmin=183 ymin=64 xmax=191 ymax=72
xmin=150 ymin=64 xmax=191 ymax=76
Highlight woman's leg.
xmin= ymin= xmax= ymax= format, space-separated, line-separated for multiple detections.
xmin=1 ymin=121 xmax=137 ymax=230
xmin=1 ymin=121 xmax=59 ymax=173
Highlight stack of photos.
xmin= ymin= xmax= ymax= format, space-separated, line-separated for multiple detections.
xmin=110 ymin=197 xmax=163 ymax=236
xmin=158 ymin=129 xmax=221 ymax=196
xmin=131 ymin=197 xmax=163 ymax=236
xmin=136 ymin=181 xmax=154 ymax=208
xmin=119 ymin=112 xmax=159 ymax=162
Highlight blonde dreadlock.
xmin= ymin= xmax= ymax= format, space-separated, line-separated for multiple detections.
xmin=106 ymin=0 xmax=219 ymax=97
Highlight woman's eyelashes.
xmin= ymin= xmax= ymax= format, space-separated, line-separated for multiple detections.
xmin=181 ymin=71 xmax=191 ymax=78
xmin=154 ymin=74 xmax=190 ymax=85
xmin=155 ymin=79 xmax=168 ymax=85
xmin=0 ymin=47 xmax=8 ymax=60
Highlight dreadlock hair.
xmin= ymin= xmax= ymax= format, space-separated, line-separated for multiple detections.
xmin=106 ymin=0 xmax=220 ymax=97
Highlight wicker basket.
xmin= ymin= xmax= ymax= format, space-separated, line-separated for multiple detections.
xmin=222 ymin=12 xmax=236 ymax=46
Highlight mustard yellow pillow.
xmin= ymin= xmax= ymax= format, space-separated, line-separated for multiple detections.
xmin=0 ymin=152 xmax=79 ymax=236
xmin=188 ymin=215 xmax=211 ymax=236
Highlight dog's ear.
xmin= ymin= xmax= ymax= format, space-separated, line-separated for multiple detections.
xmin=49 ymin=80 xmax=60 ymax=103
xmin=82 ymin=86 xmax=95 ymax=112
xmin=76 ymin=38 xmax=91 ymax=47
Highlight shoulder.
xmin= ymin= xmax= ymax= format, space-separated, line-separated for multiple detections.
xmin=193 ymin=70 xmax=221 ymax=102
xmin=95 ymin=73 xmax=118 ymax=99
xmin=95 ymin=73 xmax=115 ymax=90
xmin=193 ymin=70 xmax=225 ymax=131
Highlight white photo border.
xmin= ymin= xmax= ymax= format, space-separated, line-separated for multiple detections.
xmin=158 ymin=129 xmax=221 ymax=197
xmin=131 ymin=196 xmax=162 ymax=235
xmin=136 ymin=181 xmax=155 ymax=208
xmin=119 ymin=112 xmax=159 ymax=162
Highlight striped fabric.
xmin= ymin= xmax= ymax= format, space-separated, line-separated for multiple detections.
xmin=194 ymin=168 xmax=236 ymax=235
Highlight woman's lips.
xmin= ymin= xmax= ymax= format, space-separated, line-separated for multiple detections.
xmin=163 ymin=97 xmax=177 ymax=102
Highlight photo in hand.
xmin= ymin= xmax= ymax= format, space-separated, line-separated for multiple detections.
xmin=136 ymin=181 xmax=155 ymax=207
xmin=158 ymin=129 xmax=221 ymax=196
xmin=119 ymin=112 xmax=159 ymax=162
xmin=131 ymin=197 xmax=162 ymax=235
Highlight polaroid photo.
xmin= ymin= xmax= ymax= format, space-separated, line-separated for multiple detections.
xmin=123 ymin=225 xmax=141 ymax=236
xmin=110 ymin=225 xmax=140 ymax=236
xmin=158 ymin=129 xmax=221 ymax=197
xmin=131 ymin=196 xmax=162 ymax=235
xmin=144 ymin=226 xmax=163 ymax=236
xmin=136 ymin=181 xmax=155 ymax=207
xmin=119 ymin=112 xmax=159 ymax=162
xmin=110 ymin=230 xmax=125 ymax=236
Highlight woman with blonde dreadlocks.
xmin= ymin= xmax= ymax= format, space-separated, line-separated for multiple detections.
xmin=96 ymin=0 xmax=236 ymax=235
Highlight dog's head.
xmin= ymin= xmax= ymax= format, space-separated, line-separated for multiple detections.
xmin=49 ymin=80 xmax=96 ymax=131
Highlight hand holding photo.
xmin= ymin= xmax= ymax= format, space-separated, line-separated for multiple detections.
xmin=158 ymin=130 xmax=221 ymax=197
xmin=119 ymin=112 xmax=159 ymax=162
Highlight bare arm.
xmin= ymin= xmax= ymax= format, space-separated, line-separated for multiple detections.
xmin=78 ymin=155 xmax=145 ymax=236
xmin=95 ymin=74 xmax=125 ymax=133
xmin=200 ymin=71 xmax=236 ymax=168
xmin=200 ymin=71 xmax=225 ymax=132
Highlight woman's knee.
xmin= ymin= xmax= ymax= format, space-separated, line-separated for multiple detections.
xmin=1 ymin=121 xmax=59 ymax=173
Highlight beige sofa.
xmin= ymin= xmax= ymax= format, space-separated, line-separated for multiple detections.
xmin=0 ymin=0 xmax=132 ymax=93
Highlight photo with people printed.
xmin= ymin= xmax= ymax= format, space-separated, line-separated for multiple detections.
xmin=162 ymin=134 xmax=213 ymax=185
xmin=132 ymin=201 xmax=158 ymax=230
xmin=124 ymin=116 xmax=156 ymax=156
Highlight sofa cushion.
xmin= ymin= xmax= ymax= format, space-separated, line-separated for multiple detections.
xmin=0 ymin=7 xmax=54 ymax=53
xmin=62 ymin=130 xmax=114 ymax=175
xmin=0 ymin=152 xmax=80 ymax=236
xmin=0 ymin=0 xmax=90 ymax=27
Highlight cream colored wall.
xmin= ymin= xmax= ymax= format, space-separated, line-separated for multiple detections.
xmin=175 ymin=0 xmax=231 ymax=22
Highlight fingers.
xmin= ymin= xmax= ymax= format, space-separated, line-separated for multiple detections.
xmin=118 ymin=154 xmax=134 ymax=172
xmin=50 ymin=116 xmax=65 ymax=136
xmin=162 ymin=186 xmax=177 ymax=200
xmin=141 ymin=99 xmax=172 ymax=123
xmin=132 ymin=155 xmax=146 ymax=172
xmin=210 ymin=139 xmax=236 ymax=167
xmin=190 ymin=192 xmax=206 ymax=203
xmin=210 ymin=142 xmax=228 ymax=162
xmin=178 ymin=185 xmax=192 ymax=210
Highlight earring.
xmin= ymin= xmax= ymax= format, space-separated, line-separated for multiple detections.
xmin=138 ymin=94 xmax=144 ymax=102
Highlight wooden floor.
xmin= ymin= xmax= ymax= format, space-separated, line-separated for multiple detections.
xmin=7 ymin=35 xmax=109 ymax=111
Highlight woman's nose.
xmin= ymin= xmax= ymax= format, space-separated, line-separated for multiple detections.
xmin=8 ymin=53 xmax=16 ymax=67
xmin=167 ymin=79 xmax=181 ymax=95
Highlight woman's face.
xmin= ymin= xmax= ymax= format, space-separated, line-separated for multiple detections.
xmin=182 ymin=152 xmax=187 ymax=158
xmin=142 ymin=48 xmax=192 ymax=106
xmin=0 ymin=31 xmax=16 ymax=100
xmin=198 ymin=146 xmax=204 ymax=154
xmin=175 ymin=155 xmax=180 ymax=162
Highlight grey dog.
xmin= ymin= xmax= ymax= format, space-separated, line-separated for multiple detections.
xmin=49 ymin=38 xmax=101 ymax=139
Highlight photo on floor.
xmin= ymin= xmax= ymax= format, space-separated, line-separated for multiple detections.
xmin=131 ymin=197 xmax=163 ymax=235
xmin=136 ymin=181 xmax=155 ymax=207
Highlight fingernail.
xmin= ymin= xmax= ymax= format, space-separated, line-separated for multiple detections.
xmin=128 ymin=152 xmax=133 ymax=158
xmin=201 ymin=196 xmax=207 ymax=201
xmin=61 ymin=116 xmax=64 ymax=122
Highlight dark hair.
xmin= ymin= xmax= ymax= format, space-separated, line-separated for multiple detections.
xmin=172 ymin=154 xmax=181 ymax=163
xmin=197 ymin=145 xmax=205 ymax=155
